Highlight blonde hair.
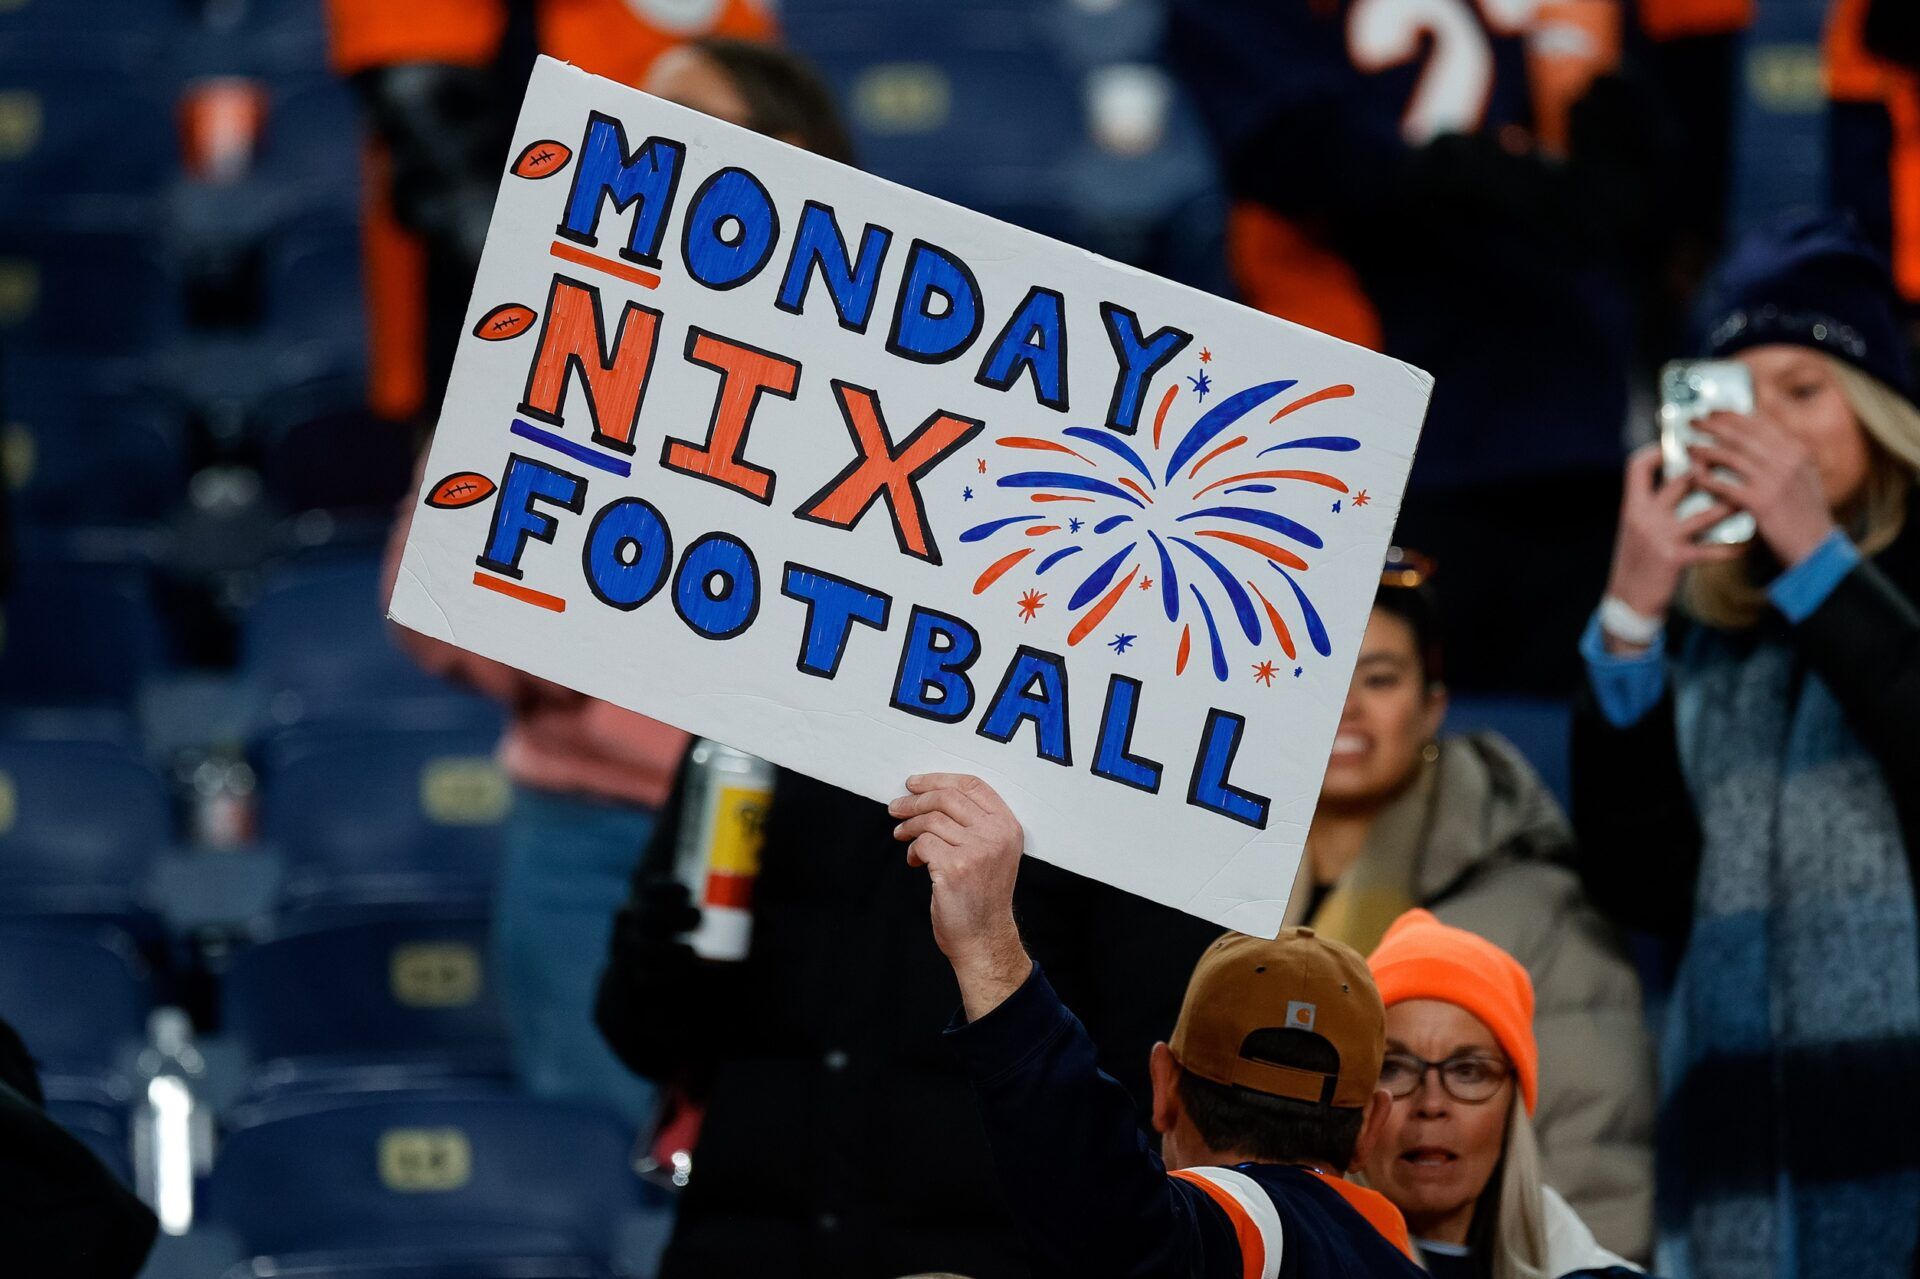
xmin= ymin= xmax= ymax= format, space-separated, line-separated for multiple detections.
xmin=1683 ymin=356 xmax=1920 ymax=629
xmin=1484 ymin=1099 xmax=1549 ymax=1279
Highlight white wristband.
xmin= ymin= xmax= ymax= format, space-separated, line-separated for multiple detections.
xmin=1599 ymin=595 xmax=1664 ymax=646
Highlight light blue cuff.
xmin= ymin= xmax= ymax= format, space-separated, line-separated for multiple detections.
xmin=1580 ymin=611 xmax=1669 ymax=729
xmin=1768 ymin=529 xmax=1860 ymax=624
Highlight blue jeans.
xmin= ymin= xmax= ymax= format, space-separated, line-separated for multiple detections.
xmin=494 ymin=785 xmax=660 ymax=1128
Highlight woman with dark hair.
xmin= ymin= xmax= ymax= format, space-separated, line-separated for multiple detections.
xmin=1574 ymin=213 xmax=1920 ymax=1279
xmin=1288 ymin=553 xmax=1653 ymax=1261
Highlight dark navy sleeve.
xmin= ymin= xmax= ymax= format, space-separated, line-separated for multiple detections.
xmin=945 ymin=963 xmax=1240 ymax=1279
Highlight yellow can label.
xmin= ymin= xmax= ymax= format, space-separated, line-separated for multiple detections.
xmin=708 ymin=783 xmax=770 ymax=877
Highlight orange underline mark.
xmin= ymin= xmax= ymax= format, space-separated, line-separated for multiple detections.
xmin=1194 ymin=529 xmax=1309 ymax=572
xmin=549 ymin=240 xmax=661 ymax=289
xmin=1187 ymin=435 xmax=1248 ymax=480
xmin=973 ymin=548 xmax=1033 ymax=594
xmin=1068 ymin=566 xmax=1139 ymax=646
xmin=1192 ymin=469 xmax=1350 ymax=500
xmin=1117 ymin=476 xmax=1154 ymax=504
xmin=1248 ymin=579 xmax=1297 ymax=660
xmin=473 ymin=571 xmax=567 ymax=612
xmin=1269 ymin=383 xmax=1354 ymax=423
xmin=1031 ymin=494 xmax=1095 ymax=503
xmin=1152 ymin=384 xmax=1179 ymax=449
xmin=996 ymin=436 xmax=1096 ymax=465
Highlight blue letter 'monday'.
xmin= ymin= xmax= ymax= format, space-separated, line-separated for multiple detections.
xmin=777 ymin=202 xmax=892 ymax=332
xmin=887 ymin=240 xmax=983 ymax=365
xmin=978 ymin=286 xmax=1068 ymax=411
xmin=1101 ymin=302 xmax=1193 ymax=435
xmin=681 ymin=167 xmax=779 ymax=291
xmin=557 ymin=112 xmax=685 ymax=267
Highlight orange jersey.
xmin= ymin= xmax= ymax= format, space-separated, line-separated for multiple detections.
xmin=329 ymin=0 xmax=775 ymax=83
xmin=1827 ymin=0 xmax=1920 ymax=301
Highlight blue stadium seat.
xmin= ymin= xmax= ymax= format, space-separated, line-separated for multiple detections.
xmin=0 ymin=735 xmax=168 ymax=920
xmin=0 ymin=925 xmax=151 ymax=1081
xmin=783 ymin=3 xmax=1081 ymax=230
xmin=256 ymin=79 xmax=363 ymax=216
xmin=0 ymin=558 xmax=169 ymax=707
xmin=0 ymin=63 xmax=176 ymax=202
xmin=227 ymin=1257 xmax=610 ymax=1279
xmin=46 ymin=1095 xmax=135 ymax=1187
xmin=1443 ymin=695 xmax=1572 ymax=811
xmin=242 ymin=556 xmax=474 ymax=718
xmin=226 ymin=904 xmax=510 ymax=1097
xmin=258 ymin=721 xmax=507 ymax=905
xmin=3 ymin=390 xmax=188 ymax=527
xmin=210 ymin=1092 xmax=648 ymax=1260
xmin=0 ymin=0 xmax=184 ymax=46
xmin=0 ymin=226 xmax=176 ymax=354
xmin=264 ymin=220 xmax=366 ymax=344
xmin=257 ymin=400 xmax=414 ymax=515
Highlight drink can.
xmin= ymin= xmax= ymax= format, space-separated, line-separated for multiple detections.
xmin=672 ymin=740 xmax=774 ymax=961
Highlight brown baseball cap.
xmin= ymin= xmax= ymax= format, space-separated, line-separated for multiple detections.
xmin=1168 ymin=927 xmax=1386 ymax=1109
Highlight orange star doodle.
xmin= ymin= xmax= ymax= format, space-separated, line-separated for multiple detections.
xmin=1352 ymin=489 xmax=1370 ymax=507
xmin=1017 ymin=589 xmax=1046 ymax=622
xmin=977 ymin=458 xmax=988 ymax=474
xmin=1199 ymin=348 xmax=1212 ymax=363
xmin=1253 ymin=660 xmax=1278 ymax=686
xmin=1139 ymin=576 xmax=1153 ymax=590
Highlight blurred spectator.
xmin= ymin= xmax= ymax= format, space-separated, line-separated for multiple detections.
xmin=0 ymin=1018 xmax=156 ymax=1278
xmin=596 ymin=768 xmax=1220 ymax=1278
xmin=1166 ymin=0 xmax=1751 ymax=694
xmin=327 ymin=0 xmax=775 ymax=421
xmin=892 ymin=772 xmax=1425 ymax=1277
xmin=1573 ymin=213 xmax=1920 ymax=1278
xmin=1828 ymin=0 xmax=1920 ymax=325
xmin=382 ymin=34 xmax=851 ymax=1130
xmin=1289 ymin=556 xmax=1653 ymax=1258
xmin=1362 ymin=909 xmax=1641 ymax=1279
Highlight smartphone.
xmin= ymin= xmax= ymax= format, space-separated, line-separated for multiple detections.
xmin=1658 ymin=360 xmax=1756 ymax=546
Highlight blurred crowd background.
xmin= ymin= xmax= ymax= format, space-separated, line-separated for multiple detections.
xmin=0 ymin=0 xmax=1914 ymax=1277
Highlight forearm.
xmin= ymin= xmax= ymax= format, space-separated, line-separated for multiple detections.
xmin=947 ymin=965 xmax=1228 ymax=1279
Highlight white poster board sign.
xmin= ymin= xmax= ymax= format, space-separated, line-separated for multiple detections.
xmin=390 ymin=56 xmax=1431 ymax=935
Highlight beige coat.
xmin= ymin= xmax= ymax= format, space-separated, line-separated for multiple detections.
xmin=1286 ymin=733 xmax=1655 ymax=1262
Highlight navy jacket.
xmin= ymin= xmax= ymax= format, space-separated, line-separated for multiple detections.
xmin=946 ymin=963 xmax=1428 ymax=1279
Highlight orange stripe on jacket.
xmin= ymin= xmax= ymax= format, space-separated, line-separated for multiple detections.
xmin=1169 ymin=1170 xmax=1267 ymax=1279
xmin=1308 ymin=1170 xmax=1419 ymax=1261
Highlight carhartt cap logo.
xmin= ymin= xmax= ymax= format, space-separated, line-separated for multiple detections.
xmin=1285 ymin=1000 xmax=1317 ymax=1031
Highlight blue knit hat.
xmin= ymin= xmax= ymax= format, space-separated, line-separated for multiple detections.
xmin=1698 ymin=211 xmax=1912 ymax=395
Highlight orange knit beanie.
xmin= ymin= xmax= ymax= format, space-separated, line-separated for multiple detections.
xmin=1366 ymin=909 xmax=1539 ymax=1114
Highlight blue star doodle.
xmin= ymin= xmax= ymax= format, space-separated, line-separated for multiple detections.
xmin=962 ymin=486 xmax=974 ymax=501
xmin=1187 ymin=369 xmax=1212 ymax=401
xmin=1331 ymin=499 xmax=1342 ymax=514
xmin=1109 ymin=633 xmax=1137 ymax=654
xmin=1293 ymin=666 xmax=1303 ymax=677
xmin=1068 ymin=516 xmax=1084 ymax=533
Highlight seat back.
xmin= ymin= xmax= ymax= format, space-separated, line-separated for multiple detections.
xmin=210 ymin=1092 xmax=646 ymax=1259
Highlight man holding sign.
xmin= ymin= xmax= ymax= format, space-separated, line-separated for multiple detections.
xmin=388 ymin=56 xmax=1430 ymax=935
xmin=892 ymin=770 xmax=1427 ymax=1278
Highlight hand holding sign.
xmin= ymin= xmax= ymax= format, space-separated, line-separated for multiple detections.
xmin=390 ymin=58 xmax=1431 ymax=934
xmin=890 ymin=772 xmax=1030 ymax=1020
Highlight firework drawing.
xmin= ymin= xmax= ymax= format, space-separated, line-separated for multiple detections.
xmin=958 ymin=375 xmax=1361 ymax=682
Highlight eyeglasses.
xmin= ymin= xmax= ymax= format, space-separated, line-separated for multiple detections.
xmin=1378 ymin=1052 xmax=1511 ymax=1104
xmin=1381 ymin=547 xmax=1436 ymax=589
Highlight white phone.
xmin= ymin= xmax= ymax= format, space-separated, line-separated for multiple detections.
xmin=1658 ymin=360 xmax=1756 ymax=546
